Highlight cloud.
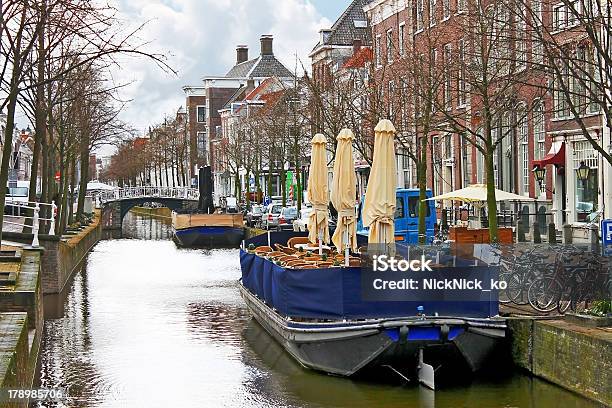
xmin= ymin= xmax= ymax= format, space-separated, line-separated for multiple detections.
xmin=111 ymin=0 xmax=330 ymax=139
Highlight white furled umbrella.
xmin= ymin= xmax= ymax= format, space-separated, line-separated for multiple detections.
xmin=425 ymin=184 xmax=534 ymax=202
xmin=306 ymin=134 xmax=329 ymax=254
xmin=362 ymin=120 xmax=397 ymax=245
xmin=331 ymin=129 xmax=357 ymax=266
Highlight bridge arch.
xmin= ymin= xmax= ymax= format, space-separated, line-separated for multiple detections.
xmin=98 ymin=187 xmax=199 ymax=230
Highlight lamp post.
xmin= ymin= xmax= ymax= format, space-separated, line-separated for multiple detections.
xmin=576 ymin=161 xmax=590 ymax=184
xmin=533 ymin=166 xmax=546 ymax=192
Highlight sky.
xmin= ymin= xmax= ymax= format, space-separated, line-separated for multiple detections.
xmin=104 ymin=0 xmax=351 ymax=141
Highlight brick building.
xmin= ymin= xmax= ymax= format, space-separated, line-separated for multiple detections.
xmin=183 ymin=35 xmax=293 ymax=195
xmin=362 ymin=0 xmax=610 ymax=229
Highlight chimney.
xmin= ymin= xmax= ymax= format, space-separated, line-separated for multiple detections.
xmin=353 ymin=39 xmax=362 ymax=55
xmin=260 ymin=35 xmax=273 ymax=56
xmin=236 ymin=45 xmax=249 ymax=64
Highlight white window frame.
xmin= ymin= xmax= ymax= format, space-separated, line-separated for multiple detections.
xmin=375 ymin=34 xmax=382 ymax=67
xmin=196 ymin=105 xmax=206 ymax=123
xmin=399 ymin=22 xmax=405 ymax=56
xmin=386 ymin=29 xmax=394 ymax=63
xmin=443 ymin=0 xmax=450 ymax=20
xmin=429 ymin=0 xmax=437 ymax=26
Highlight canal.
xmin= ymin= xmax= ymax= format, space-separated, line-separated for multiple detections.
xmin=36 ymin=212 xmax=602 ymax=407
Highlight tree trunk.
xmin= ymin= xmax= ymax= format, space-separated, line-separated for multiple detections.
xmin=76 ymin=131 xmax=89 ymax=222
xmin=418 ymin=135 xmax=428 ymax=244
xmin=0 ymin=92 xmax=21 ymax=245
xmin=24 ymin=10 xmax=46 ymax=233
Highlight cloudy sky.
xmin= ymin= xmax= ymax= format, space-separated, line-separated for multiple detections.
xmin=111 ymin=0 xmax=351 ymax=137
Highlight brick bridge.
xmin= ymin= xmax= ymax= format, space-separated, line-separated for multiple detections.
xmin=97 ymin=187 xmax=199 ymax=230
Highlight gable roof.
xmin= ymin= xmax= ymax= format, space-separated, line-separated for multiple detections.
xmin=225 ymin=55 xmax=293 ymax=79
xmin=311 ymin=0 xmax=373 ymax=55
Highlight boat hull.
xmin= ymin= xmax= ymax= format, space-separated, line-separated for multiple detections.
xmin=239 ymin=282 xmax=507 ymax=380
xmin=173 ymin=226 xmax=244 ymax=248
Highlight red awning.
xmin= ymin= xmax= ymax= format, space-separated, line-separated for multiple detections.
xmin=533 ymin=141 xmax=565 ymax=168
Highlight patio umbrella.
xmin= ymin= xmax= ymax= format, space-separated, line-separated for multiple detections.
xmin=362 ymin=120 xmax=397 ymax=245
xmin=306 ymin=134 xmax=329 ymax=253
xmin=331 ymin=129 xmax=357 ymax=265
xmin=425 ymin=184 xmax=534 ymax=227
xmin=425 ymin=184 xmax=534 ymax=203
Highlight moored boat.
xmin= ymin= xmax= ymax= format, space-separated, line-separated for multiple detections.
xmin=239 ymin=231 xmax=507 ymax=389
xmin=172 ymin=212 xmax=244 ymax=247
xmin=172 ymin=165 xmax=244 ymax=248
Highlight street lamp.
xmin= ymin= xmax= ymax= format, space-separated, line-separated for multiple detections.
xmin=575 ymin=161 xmax=590 ymax=183
xmin=533 ymin=165 xmax=546 ymax=189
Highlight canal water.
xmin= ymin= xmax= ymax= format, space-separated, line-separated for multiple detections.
xmin=36 ymin=213 xmax=602 ymax=408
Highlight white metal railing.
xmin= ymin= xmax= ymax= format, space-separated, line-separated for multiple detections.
xmin=94 ymin=186 xmax=199 ymax=206
xmin=3 ymin=200 xmax=57 ymax=247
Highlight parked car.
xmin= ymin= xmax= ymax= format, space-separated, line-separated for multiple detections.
xmin=245 ymin=205 xmax=264 ymax=227
xmin=357 ymin=188 xmax=437 ymax=244
xmin=262 ymin=203 xmax=283 ymax=230
xmin=293 ymin=207 xmax=312 ymax=231
xmin=293 ymin=206 xmax=338 ymax=236
xmin=278 ymin=206 xmax=298 ymax=230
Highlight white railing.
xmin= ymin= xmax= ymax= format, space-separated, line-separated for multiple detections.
xmin=95 ymin=186 xmax=199 ymax=205
xmin=3 ymin=200 xmax=57 ymax=247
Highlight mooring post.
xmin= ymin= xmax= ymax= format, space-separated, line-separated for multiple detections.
xmin=548 ymin=222 xmax=557 ymax=244
xmin=49 ymin=201 xmax=57 ymax=236
xmin=532 ymin=221 xmax=541 ymax=244
xmin=31 ymin=203 xmax=40 ymax=247
xmin=563 ymin=224 xmax=573 ymax=244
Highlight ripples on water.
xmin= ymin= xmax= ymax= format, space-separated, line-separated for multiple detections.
xmin=36 ymin=213 xmax=603 ymax=408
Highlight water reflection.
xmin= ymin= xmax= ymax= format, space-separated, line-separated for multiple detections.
xmin=36 ymin=213 xmax=603 ymax=408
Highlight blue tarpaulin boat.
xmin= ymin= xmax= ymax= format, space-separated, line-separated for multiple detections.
xmin=239 ymin=231 xmax=507 ymax=389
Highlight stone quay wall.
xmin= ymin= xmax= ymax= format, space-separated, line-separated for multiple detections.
xmin=508 ymin=317 xmax=612 ymax=406
xmin=3 ymin=214 xmax=101 ymax=294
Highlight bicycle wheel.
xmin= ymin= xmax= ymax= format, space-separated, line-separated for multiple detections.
xmin=528 ymin=277 xmax=562 ymax=313
xmin=506 ymin=271 xmax=528 ymax=305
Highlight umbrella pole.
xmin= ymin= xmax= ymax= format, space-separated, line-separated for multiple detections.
xmin=318 ymin=228 xmax=323 ymax=255
xmin=344 ymin=226 xmax=349 ymax=267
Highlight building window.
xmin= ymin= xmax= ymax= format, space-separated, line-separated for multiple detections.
xmin=416 ymin=0 xmax=424 ymax=31
xmin=388 ymin=80 xmax=395 ymax=119
xmin=516 ymin=3 xmax=527 ymax=71
xmin=553 ymin=4 xmax=567 ymax=31
xmin=197 ymin=131 xmax=207 ymax=157
xmin=386 ymin=29 xmax=394 ymax=63
xmin=573 ymin=140 xmax=598 ymax=222
xmin=457 ymin=0 xmax=466 ymax=13
xmin=444 ymin=43 xmax=452 ymax=110
xmin=518 ymin=109 xmax=529 ymax=195
xmin=554 ymin=59 xmax=570 ymax=118
xmin=375 ymin=34 xmax=382 ymax=67
xmin=458 ymin=39 xmax=467 ymax=106
xmin=402 ymin=152 xmax=412 ymax=188
xmin=533 ymin=101 xmax=546 ymax=160
xmin=399 ymin=23 xmax=405 ymax=56
xmin=197 ymin=106 xmax=206 ymax=123
xmin=443 ymin=0 xmax=450 ymax=20
xmin=588 ymin=47 xmax=601 ymax=113
xmin=429 ymin=0 xmax=437 ymax=26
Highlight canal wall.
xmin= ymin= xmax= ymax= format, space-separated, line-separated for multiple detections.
xmin=130 ymin=206 xmax=172 ymax=220
xmin=3 ymin=212 xmax=101 ymax=294
xmin=0 ymin=248 xmax=45 ymax=402
xmin=0 ymin=313 xmax=29 ymax=407
xmin=508 ymin=317 xmax=612 ymax=406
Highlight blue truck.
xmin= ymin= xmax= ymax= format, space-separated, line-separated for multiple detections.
xmin=357 ymin=188 xmax=437 ymax=244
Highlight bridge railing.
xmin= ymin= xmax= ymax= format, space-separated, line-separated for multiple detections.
xmin=95 ymin=186 xmax=199 ymax=205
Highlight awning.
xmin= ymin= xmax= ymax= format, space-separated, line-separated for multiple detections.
xmin=533 ymin=141 xmax=565 ymax=168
